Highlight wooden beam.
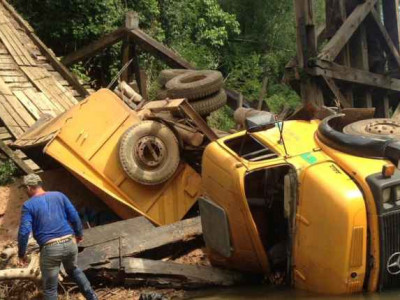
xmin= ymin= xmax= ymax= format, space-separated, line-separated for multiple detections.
xmin=1 ymin=0 xmax=88 ymax=97
xmin=131 ymin=42 xmax=145 ymax=97
xmin=126 ymin=29 xmax=194 ymax=69
xmin=382 ymin=0 xmax=400 ymax=70
xmin=293 ymin=0 xmax=318 ymax=68
xmin=370 ymin=8 xmax=400 ymax=69
xmin=79 ymin=217 xmax=155 ymax=248
xmin=293 ymin=0 xmax=324 ymax=107
xmin=383 ymin=0 xmax=400 ymax=117
xmin=121 ymin=39 xmax=131 ymax=83
xmin=0 ymin=140 xmax=33 ymax=174
xmin=78 ymin=217 xmax=202 ymax=271
xmin=322 ymin=76 xmax=352 ymax=108
xmin=120 ymin=12 xmax=138 ymax=83
xmin=350 ymin=25 xmax=373 ymax=107
xmin=61 ymin=27 xmax=126 ymax=66
xmin=105 ymin=257 xmax=245 ymax=288
xmin=319 ymin=0 xmax=377 ymax=62
xmin=311 ymin=59 xmax=400 ymax=92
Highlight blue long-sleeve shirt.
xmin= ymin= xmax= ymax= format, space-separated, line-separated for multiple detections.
xmin=18 ymin=191 xmax=83 ymax=258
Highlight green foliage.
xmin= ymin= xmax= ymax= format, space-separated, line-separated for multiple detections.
xmin=0 ymin=160 xmax=18 ymax=186
xmin=207 ymin=106 xmax=235 ymax=131
xmin=10 ymin=0 xmax=310 ymax=113
xmin=266 ymin=84 xmax=301 ymax=114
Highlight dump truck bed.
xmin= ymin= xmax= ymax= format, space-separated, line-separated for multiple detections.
xmin=13 ymin=89 xmax=202 ymax=225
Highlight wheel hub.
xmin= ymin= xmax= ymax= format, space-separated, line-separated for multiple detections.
xmin=365 ymin=119 xmax=400 ymax=135
xmin=135 ymin=136 xmax=166 ymax=168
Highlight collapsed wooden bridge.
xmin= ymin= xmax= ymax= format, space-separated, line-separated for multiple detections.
xmin=287 ymin=0 xmax=400 ymax=118
xmin=0 ymin=0 xmax=90 ymax=172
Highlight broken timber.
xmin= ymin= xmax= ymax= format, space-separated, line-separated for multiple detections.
xmin=78 ymin=217 xmax=202 ymax=271
xmin=96 ymin=257 xmax=245 ymax=289
xmin=78 ymin=216 xmax=245 ymax=288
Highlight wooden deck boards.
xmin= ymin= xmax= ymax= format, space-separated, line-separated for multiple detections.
xmin=0 ymin=1 xmax=86 ymax=141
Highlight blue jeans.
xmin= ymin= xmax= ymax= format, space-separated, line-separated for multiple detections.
xmin=40 ymin=239 xmax=98 ymax=300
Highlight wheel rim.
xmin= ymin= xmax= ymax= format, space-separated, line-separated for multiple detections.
xmin=365 ymin=119 xmax=400 ymax=135
xmin=135 ymin=136 xmax=166 ymax=169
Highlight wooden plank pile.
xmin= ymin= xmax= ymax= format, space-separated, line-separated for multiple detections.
xmin=0 ymin=0 xmax=89 ymax=173
xmin=77 ymin=217 xmax=247 ymax=289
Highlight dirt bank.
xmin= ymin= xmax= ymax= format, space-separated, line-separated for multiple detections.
xmin=0 ymin=168 xmax=117 ymax=248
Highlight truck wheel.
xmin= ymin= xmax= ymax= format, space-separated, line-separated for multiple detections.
xmin=343 ymin=118 xmax=400 ymax=139
xmin=158 ymin=69 xmax=191 ymax=86
xmin=166 ymin=70 xmax=223 ymax=100
xmin=119 ymin=121 xmax=180 ymax=185
xmin=190 ymin=89 xmax=227 ymax=116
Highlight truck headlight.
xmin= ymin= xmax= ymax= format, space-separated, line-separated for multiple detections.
xmin=383 ymin=188 xmax=391 ymax=203
xmin=382 ymin=188 xmax=394 ymax=209
xmin=366 ymin=170 xmax=400 ymax=214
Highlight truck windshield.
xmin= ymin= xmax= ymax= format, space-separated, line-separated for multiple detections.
xmin=224 ymin=134 xmax=278 ymax=161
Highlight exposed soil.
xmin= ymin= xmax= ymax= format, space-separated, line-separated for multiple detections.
xmin=0 ymin=168 xmax=117 ymax=249
xmin=0 ymin=176 xmax=25 ymax=249
xmin=0 ymin=168 xmax=205 ymax=299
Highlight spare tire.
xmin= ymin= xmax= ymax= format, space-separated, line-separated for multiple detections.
xmin=166 ymin=70 xmax=223 ymax=100
xmin=191 ymin=89 xmax=227 ymax=116
xmin=158 ymin=69 xmax=192 ymax=86
xmin=343 ymin=118 xmax=400 ymax=139
xmin=119 ymin=121 xmax=180 ymax=185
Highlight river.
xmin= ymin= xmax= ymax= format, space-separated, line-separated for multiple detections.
xmin=185 ymin=286 xmax=400 ymax=299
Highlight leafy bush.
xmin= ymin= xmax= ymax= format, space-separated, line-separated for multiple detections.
xmin=207 ymin=106 xmax=235 ymax=131
xmin=0 ymin=160 xmax=18 ymax=186
xmin=10 ymin=0 xmax=316 ymax=114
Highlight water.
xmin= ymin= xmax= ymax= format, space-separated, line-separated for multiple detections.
xmin=185 ymin=286 xmax=400 ymax=299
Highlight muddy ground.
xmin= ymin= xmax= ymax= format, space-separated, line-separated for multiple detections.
xmin=0 ymin=169 xmax=207 ymax=299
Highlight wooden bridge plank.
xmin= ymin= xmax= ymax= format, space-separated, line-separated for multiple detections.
xmin=0 ymin=100 xmax=23 ymax=137
xmin=13 ymin=90 xmax=41 ymax=119
xmin=4 ymin=94 xmax=35 ymax=126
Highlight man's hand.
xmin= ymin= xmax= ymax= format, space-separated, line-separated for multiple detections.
xmin=18 ymin=256 xmax=28 ymax=267
xmin=75 ymin=236 xmax=83 ymax=244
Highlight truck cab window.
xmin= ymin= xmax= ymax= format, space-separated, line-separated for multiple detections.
xmin=224 ymin=134 xmax=278 ymax=161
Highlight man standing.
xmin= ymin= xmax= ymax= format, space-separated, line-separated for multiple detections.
xmin=18 ymin=174 xmax=98 ymax=300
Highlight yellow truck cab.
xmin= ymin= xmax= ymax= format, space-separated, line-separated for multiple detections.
xmin=199 ymin=114 xmax=400 ymax=294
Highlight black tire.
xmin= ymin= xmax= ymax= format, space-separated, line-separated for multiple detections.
xmin=166 ymin=70 xmax=223 ymax=100
xmin=190 ymin=89 xmax=227 ymax=116
xmin=119 ymin=121 xmax=180 ymax=185
xmin=156 ymin=88 xmax=168 ymax=100
xmin=343 ymin=118 xmax=400 ymax=139
xmin=158 ymin=69 xmax=192 ymax=86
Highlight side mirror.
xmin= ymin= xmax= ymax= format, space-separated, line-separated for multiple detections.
xmin=246 ymin=114 xmax=276 ymax=133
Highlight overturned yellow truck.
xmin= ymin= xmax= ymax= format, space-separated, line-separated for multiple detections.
xmin=12 ymin=89 xmax=215 ymax=225
xmin=12 ymin=89 xmax=400 ymax=294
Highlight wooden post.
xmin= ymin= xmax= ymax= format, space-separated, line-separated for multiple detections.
xmin=294 ymin=0 xmax=324 ymax=107
xmin=121 ymin=12 xmax=139 ymax=83
xmin=382 ymin=0 xmax=400 ymax=72
xmin=294 ymin=0 xmax=318 ymax=68
xmin=121 ymin=40 xmax=131 ymax=83
xmin=125 ymin=11 xmax=139 ymax=30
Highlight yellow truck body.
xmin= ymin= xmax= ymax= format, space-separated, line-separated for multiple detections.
xmin=200 ymin=117 xmax=399 ymax=294
xmin=14 ymin=89 xmax=201 ymax=225
xmin=14 ymin=89 xmax=400 ymax=294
